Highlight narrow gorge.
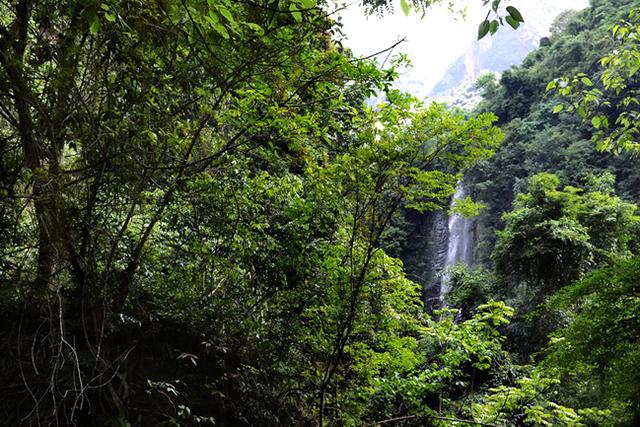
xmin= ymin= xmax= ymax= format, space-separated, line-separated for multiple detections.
xmin=440 ymin=183 xmax=475 ymax=303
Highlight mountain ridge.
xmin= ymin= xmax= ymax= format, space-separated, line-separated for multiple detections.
xmin=428 ymin=1 xmax=588 ymax=109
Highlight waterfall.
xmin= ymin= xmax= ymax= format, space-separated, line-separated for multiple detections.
xmin=440 ymin=183 xmax=474 ymax=302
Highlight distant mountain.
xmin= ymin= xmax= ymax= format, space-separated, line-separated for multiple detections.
xmin=429 ymin=1 xmax=588 ymax=109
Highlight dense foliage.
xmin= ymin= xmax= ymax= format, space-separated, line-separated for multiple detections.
xmin=543 ymin=257 xmax=640 ymax=424
xmin=1 ymin=0 xmax=639 ymax=425
xmin=469 ymin=0 xmax=640 ymax=266
xmin=445 ymin=0 xmax=640 ymax=424
xmin=0 ymin=0 xmax=515 ymax=425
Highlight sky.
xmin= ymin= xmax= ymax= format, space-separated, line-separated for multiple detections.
xmin=337 ymin=0 xmax=589 ymax=96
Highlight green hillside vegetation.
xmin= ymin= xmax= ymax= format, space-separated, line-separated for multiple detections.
xmin=470 ymin=0 xmax=640 ymax=264
xmin=0 ymin=0 xmax=639 ymax=425
xmin=450 ymin=0 xmax=640 ymax=423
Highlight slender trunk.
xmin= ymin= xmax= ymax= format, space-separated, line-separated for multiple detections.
xmin=0 ymin=0 xmax=56 ymax=289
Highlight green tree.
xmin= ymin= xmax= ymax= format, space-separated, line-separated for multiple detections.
xmin=550 ymin=6 xmax=640 ymax=154
xmin=540 ymin=256 xmax=640 ymax=425
xmin=491 ymin=172 xmax=637 ymax=358
xmin=0 ymin=1 xmax=510 ymax=425
xmin=494 ymin=172 xmax=637 ymax=293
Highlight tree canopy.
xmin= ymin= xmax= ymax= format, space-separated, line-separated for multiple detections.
xmin=1 ymin=0 xmax=639 ymax=426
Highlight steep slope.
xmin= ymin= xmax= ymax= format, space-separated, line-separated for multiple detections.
xmin=430 ymin=0 xmax=588 ymax=109
xmin=469 ymin=0 xmax=640 ymax=265
xmin=397 ymin=1 xmax=589 ymax=302
xmin=396 ymin=0 xmax=640 ymax=306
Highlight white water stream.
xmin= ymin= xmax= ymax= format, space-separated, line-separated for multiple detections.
xmin=440 ymin=183 xmax=474 ymax=302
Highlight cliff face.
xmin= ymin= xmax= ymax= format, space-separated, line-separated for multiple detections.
xmin=400 ymin=209 xmax=449 ymax=308
xmin=430 ymin=0 xmax=588 ymax=109
xmin=400 ymin=184 xmax=476 ymax=307
xmin=398 ymin=2 xmax=589 ymax=303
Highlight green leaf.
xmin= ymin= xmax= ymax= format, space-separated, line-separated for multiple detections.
xmin=400 ymin=0 xmax=410 ymax=16
xmin=553 ymin=104 xmax=564 ymax=113
xmin=89 ymin=14 xmax=100 ymax=34
xmin=506 ymin=6 xmax=524 ymax=22
xmin=489 ymin=20 xmax=499 ymax=35
xmin=505 ymin=15 xmax=520 ymax=30
xmin=581 ymin=77 xmax=593 ymax=86
xmin=245 ymin=22 xmax=264 ymax=35
xmin=217 ymin=6 xmax=234 ymax=24
xmin=290 ymin=3 xmax=302 ymax=23
xmin=450 ymin=196 xmax=486 ymax=218
xmin=208 ymin=15 xmax=230 ymax=39
xmin=592 ymin=116 xmax=602 ymax=129
xmin=216 ymin=25 xmax=230 ymax=39
xmin=478 ymin=20 xmax=490 ymax=39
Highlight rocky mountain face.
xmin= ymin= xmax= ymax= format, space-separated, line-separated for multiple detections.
xmin=400 ymin=1 xmax=589 ymax=304
xmin=400 ymin=209 xmax=449 ymax=308
xmin=430 ymin=0 xmax=588 ymax=109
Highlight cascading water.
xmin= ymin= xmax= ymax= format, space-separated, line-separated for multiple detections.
xmin=440 ymin=183 xmax=474 ymax=302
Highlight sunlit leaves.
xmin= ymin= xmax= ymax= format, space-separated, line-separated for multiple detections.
xmin=357 ymin=300 xmax=515 ymax=421
xmin=101 ymin=3 xmax=117 ymax=23
xmin=450 ymin=195 xmax=485 ymax=219
xmin=550 ymin=8 xmax=640 ymax=155
xmin=82 ymin=6 xmax=101 ymax=34
xmin=473 ymin=372 xmax=584 ymax=426
xmin=400 ymin=0 xmax=410 ymax=16
xmin=289 ymin=3 xmax=302 ymax=23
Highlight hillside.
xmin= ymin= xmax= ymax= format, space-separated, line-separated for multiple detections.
xmin=469 ymin=0 xmax=640 ymax=265
xmin=430 ymin=1 xmax=588 ymax=109
xmin=1 ymin=0 xmax=639 ymax=425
